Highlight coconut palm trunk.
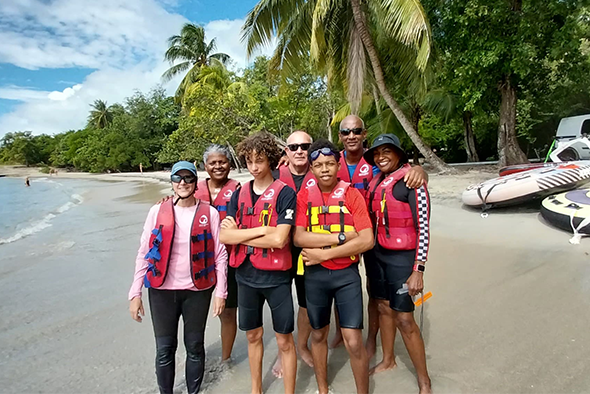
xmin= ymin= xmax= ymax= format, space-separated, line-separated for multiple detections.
xmin=349 ymin=0 xmax=450 ymax=172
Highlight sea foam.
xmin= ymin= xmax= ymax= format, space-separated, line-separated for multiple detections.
xmin=0 ymin=194 xmax=84 ymax=245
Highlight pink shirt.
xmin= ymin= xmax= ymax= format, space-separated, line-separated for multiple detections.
xmin=128 ymin=203 xmax=228 ymax=300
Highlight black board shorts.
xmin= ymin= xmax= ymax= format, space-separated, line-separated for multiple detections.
xmin=368 ymin=248 xmax=416 ymax=313
xmin=225 ymin=266 xmax=238 ymax=309
xmin=304 ymin=264 xmax=363 ymax=330
xmin=237 ymin=282 xmax=294 ymax=334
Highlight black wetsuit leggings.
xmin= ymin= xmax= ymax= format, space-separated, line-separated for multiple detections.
xmin=148 ymin=288 xmax=213 ymax=394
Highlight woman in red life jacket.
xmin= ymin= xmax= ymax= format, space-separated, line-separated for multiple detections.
xmin=363 ymin=135 xmax=432 ymax=394
xmin=219 ymin=132 xmax=297 ymax=394
xmin=194 ymin=144 xmax=240 ymax=363
xmin=128 ymin=161 xmax=227 ymax=394
xmin=334 ymin=115 xmax=428 ymax=356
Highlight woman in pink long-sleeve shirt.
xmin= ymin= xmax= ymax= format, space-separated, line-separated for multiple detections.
xmin=128 ymin=161 xmax=227 ymax=394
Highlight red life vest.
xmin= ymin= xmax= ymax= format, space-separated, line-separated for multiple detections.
xmin=143 ymin=200 xmax=216 ymax=290
xmin=367 ymin=164 xmax=417 ymax=250
xmin=229 ymin=180 xmax=292 ymax=271
xmin=305 ymin=181 xmax=359 ymax=269
xmin=337 ymin=153 xmax=373 ymax=198
xmin=278 ymin=165 xmax=317 ymax=192
xmin=194 ymin=178 xmax=240 ymax=220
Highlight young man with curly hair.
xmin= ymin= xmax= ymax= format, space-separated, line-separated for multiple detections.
xmin=220 ymin=131 xmax=298 ymax=394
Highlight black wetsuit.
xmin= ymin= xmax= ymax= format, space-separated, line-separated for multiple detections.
xmin=149 ymin=287 xmax=213 ymax=394
xmin=365 ymin=178 xmax=430 ymax=312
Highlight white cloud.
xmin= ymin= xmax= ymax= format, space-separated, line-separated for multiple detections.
xmin=47 ymin=84 xmax=83 ymax=101
xmin=0 ymin=86 xmax=51 ymax=101
xmin=204 ymin=19 xmax=277 ymax=71
xmin=0 ymin=0 xmax=277 ymax=135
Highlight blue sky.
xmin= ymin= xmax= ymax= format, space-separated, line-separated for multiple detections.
xmin=0 ymin=0 xmax=271 ymax=136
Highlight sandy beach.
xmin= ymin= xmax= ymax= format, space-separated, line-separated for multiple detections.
xmin=1 ymin=165 xmax=590 ymax=393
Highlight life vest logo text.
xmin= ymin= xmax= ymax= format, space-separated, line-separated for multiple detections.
xmin=359 ymin=164 xmax=370 ymax=176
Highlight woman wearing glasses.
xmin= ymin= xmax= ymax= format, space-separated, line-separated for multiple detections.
xmin=128 ymin=161 xmax=227 ymax=394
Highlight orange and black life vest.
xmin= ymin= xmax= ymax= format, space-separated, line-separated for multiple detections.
xmin=304 ymin=181 xmax=359 ymax=269
xmin=337 ymin=153 xmax=374 ymax=198
xmin=278 ymin=165 xmax=317 ymax=192
xmin=144 ymin=199 xmax=216 ymax=290
xmin=229 ymin=180 xmax=292 ymax=271
xmin=194 ymin=178 xmax=240 ymax=221
xmin=366 ymin=164 xmax=417 ymax=250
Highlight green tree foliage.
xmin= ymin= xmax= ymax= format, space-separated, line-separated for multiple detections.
xmin=87 ymin=100 xmax=114 ymax=129
xmin=159 ymin=56 xmax=342 ymax=165
xmin=424 ymin=0 xmax=590 ymax=165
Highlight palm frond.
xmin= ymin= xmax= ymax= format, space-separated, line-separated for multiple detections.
xmin=210 ymin=52 xmax=231 ymax=65
xmin=241 ymin=0 xmax=309 ymax=57
xmin=370 ymin=0 xmax=432 ymax=70
xmin=161 ymin=61 xmax=192 ymax=82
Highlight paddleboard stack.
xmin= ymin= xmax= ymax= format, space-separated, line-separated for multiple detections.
xmin=463 ymin=161 xmax=590 ymax=242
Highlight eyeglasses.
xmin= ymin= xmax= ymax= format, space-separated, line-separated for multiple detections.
xmin=171 ymin=174 xmax=197 ymax=184
xmin=310 ymin=147 xmax=337 ymax=162
xmin=287 ymin=143 xmax=311 ymax=152
xmin=339 ymin=128 xmax=363 ymax=136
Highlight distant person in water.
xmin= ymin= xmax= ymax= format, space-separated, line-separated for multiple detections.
xmin=139 ymin=163 xmax=143 ymax=174
xmin=129 ymin=161 xmax=227 ymax=394
xmin=25 ymin=177 xmax=30 ymax=187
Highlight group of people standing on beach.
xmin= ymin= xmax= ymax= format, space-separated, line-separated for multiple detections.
xmin=128 ymin=115 xmax=432 ymax=394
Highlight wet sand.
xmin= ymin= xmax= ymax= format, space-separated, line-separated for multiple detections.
xmin=1 ymin=169 xmax=590 ymax=393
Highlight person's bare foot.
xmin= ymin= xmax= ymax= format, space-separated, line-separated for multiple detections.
xmin=366 ymin=337 xmax=377 ymax=360
xmin=328 ymin=333 xmax=343 ymax=349
xmin=272 ymin=355 xmax=283 ymax=378
xmin=418 ymin=378 xmax=432 ymax=394
xmin=298 ymin=346 xmax=314 ymax=368
xmin=369 ymin=359 xmax=397 ymax=375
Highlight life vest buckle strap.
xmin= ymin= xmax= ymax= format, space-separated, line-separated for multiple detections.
xmin=246 ymin=207 xmax=255 ymax=215
xmin=194 ymin=264 xmax=215 ymax=279
xmin=216 ymin=205 xmax=227 ymax=212
xmin=193 ymin=251 xmax=215 ymax=261
xmin=246 ymin=246 xmax=255 ymax=255
xmin=320 ymin=205 xmax=330 ymax=214
xmin=192 ymin=233 xmax=213 ymax=242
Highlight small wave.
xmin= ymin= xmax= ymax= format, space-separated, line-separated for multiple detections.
xmin=0 ymin=194 xmax=84 ymax=245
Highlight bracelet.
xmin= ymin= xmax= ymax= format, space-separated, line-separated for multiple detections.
xmin=413 ymin=263 xmax=425 ymax=273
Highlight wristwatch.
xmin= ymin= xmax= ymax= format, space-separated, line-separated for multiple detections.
xmin=413 ymin=263 xmax=426 ymax=273
xmin=337 ymin=232 xmax=346 ymax=245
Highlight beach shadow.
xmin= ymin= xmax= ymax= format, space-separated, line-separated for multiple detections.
xmin=461 ymin=200 xmax=542 ymax=216
xmin=326 ymin=342 xmax=351 ymax=387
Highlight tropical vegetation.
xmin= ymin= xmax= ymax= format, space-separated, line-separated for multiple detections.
xmin=2 ymin=2 xmax=590 ymax=172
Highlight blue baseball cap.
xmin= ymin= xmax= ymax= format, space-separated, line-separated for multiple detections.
xmin=171 ymin=161 xmax=197 ymax=177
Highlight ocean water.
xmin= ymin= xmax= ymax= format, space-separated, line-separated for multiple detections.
xmin=0 ymin=177 xmax=84 ymax=244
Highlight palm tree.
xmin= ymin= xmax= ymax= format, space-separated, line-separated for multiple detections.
xmin=242 ymin=0 xmax=451 ymax=172
xmin=162 ymin=23 xmax=231 ymax=103
xmin=88 ymin=100 xmax=113 ymax=129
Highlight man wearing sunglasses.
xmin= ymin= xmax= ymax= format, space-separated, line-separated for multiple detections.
xmin=294 ymin=139 xmax=374 ymax=394
xmin=271 ymin=130 xmax=317 ymax=374
xmin=337 ymin=115 xmax=427 ymax=197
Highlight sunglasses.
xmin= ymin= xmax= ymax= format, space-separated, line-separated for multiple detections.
xmin=171 ymin=174 xmax=197 ymax=184
xmin=339 ymin=128 xmax=364 ymax=136
xmin=287 ymin=143 xmax=311 ymax=152
xmin=310 ymin=147 xmax=337 ymax=162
